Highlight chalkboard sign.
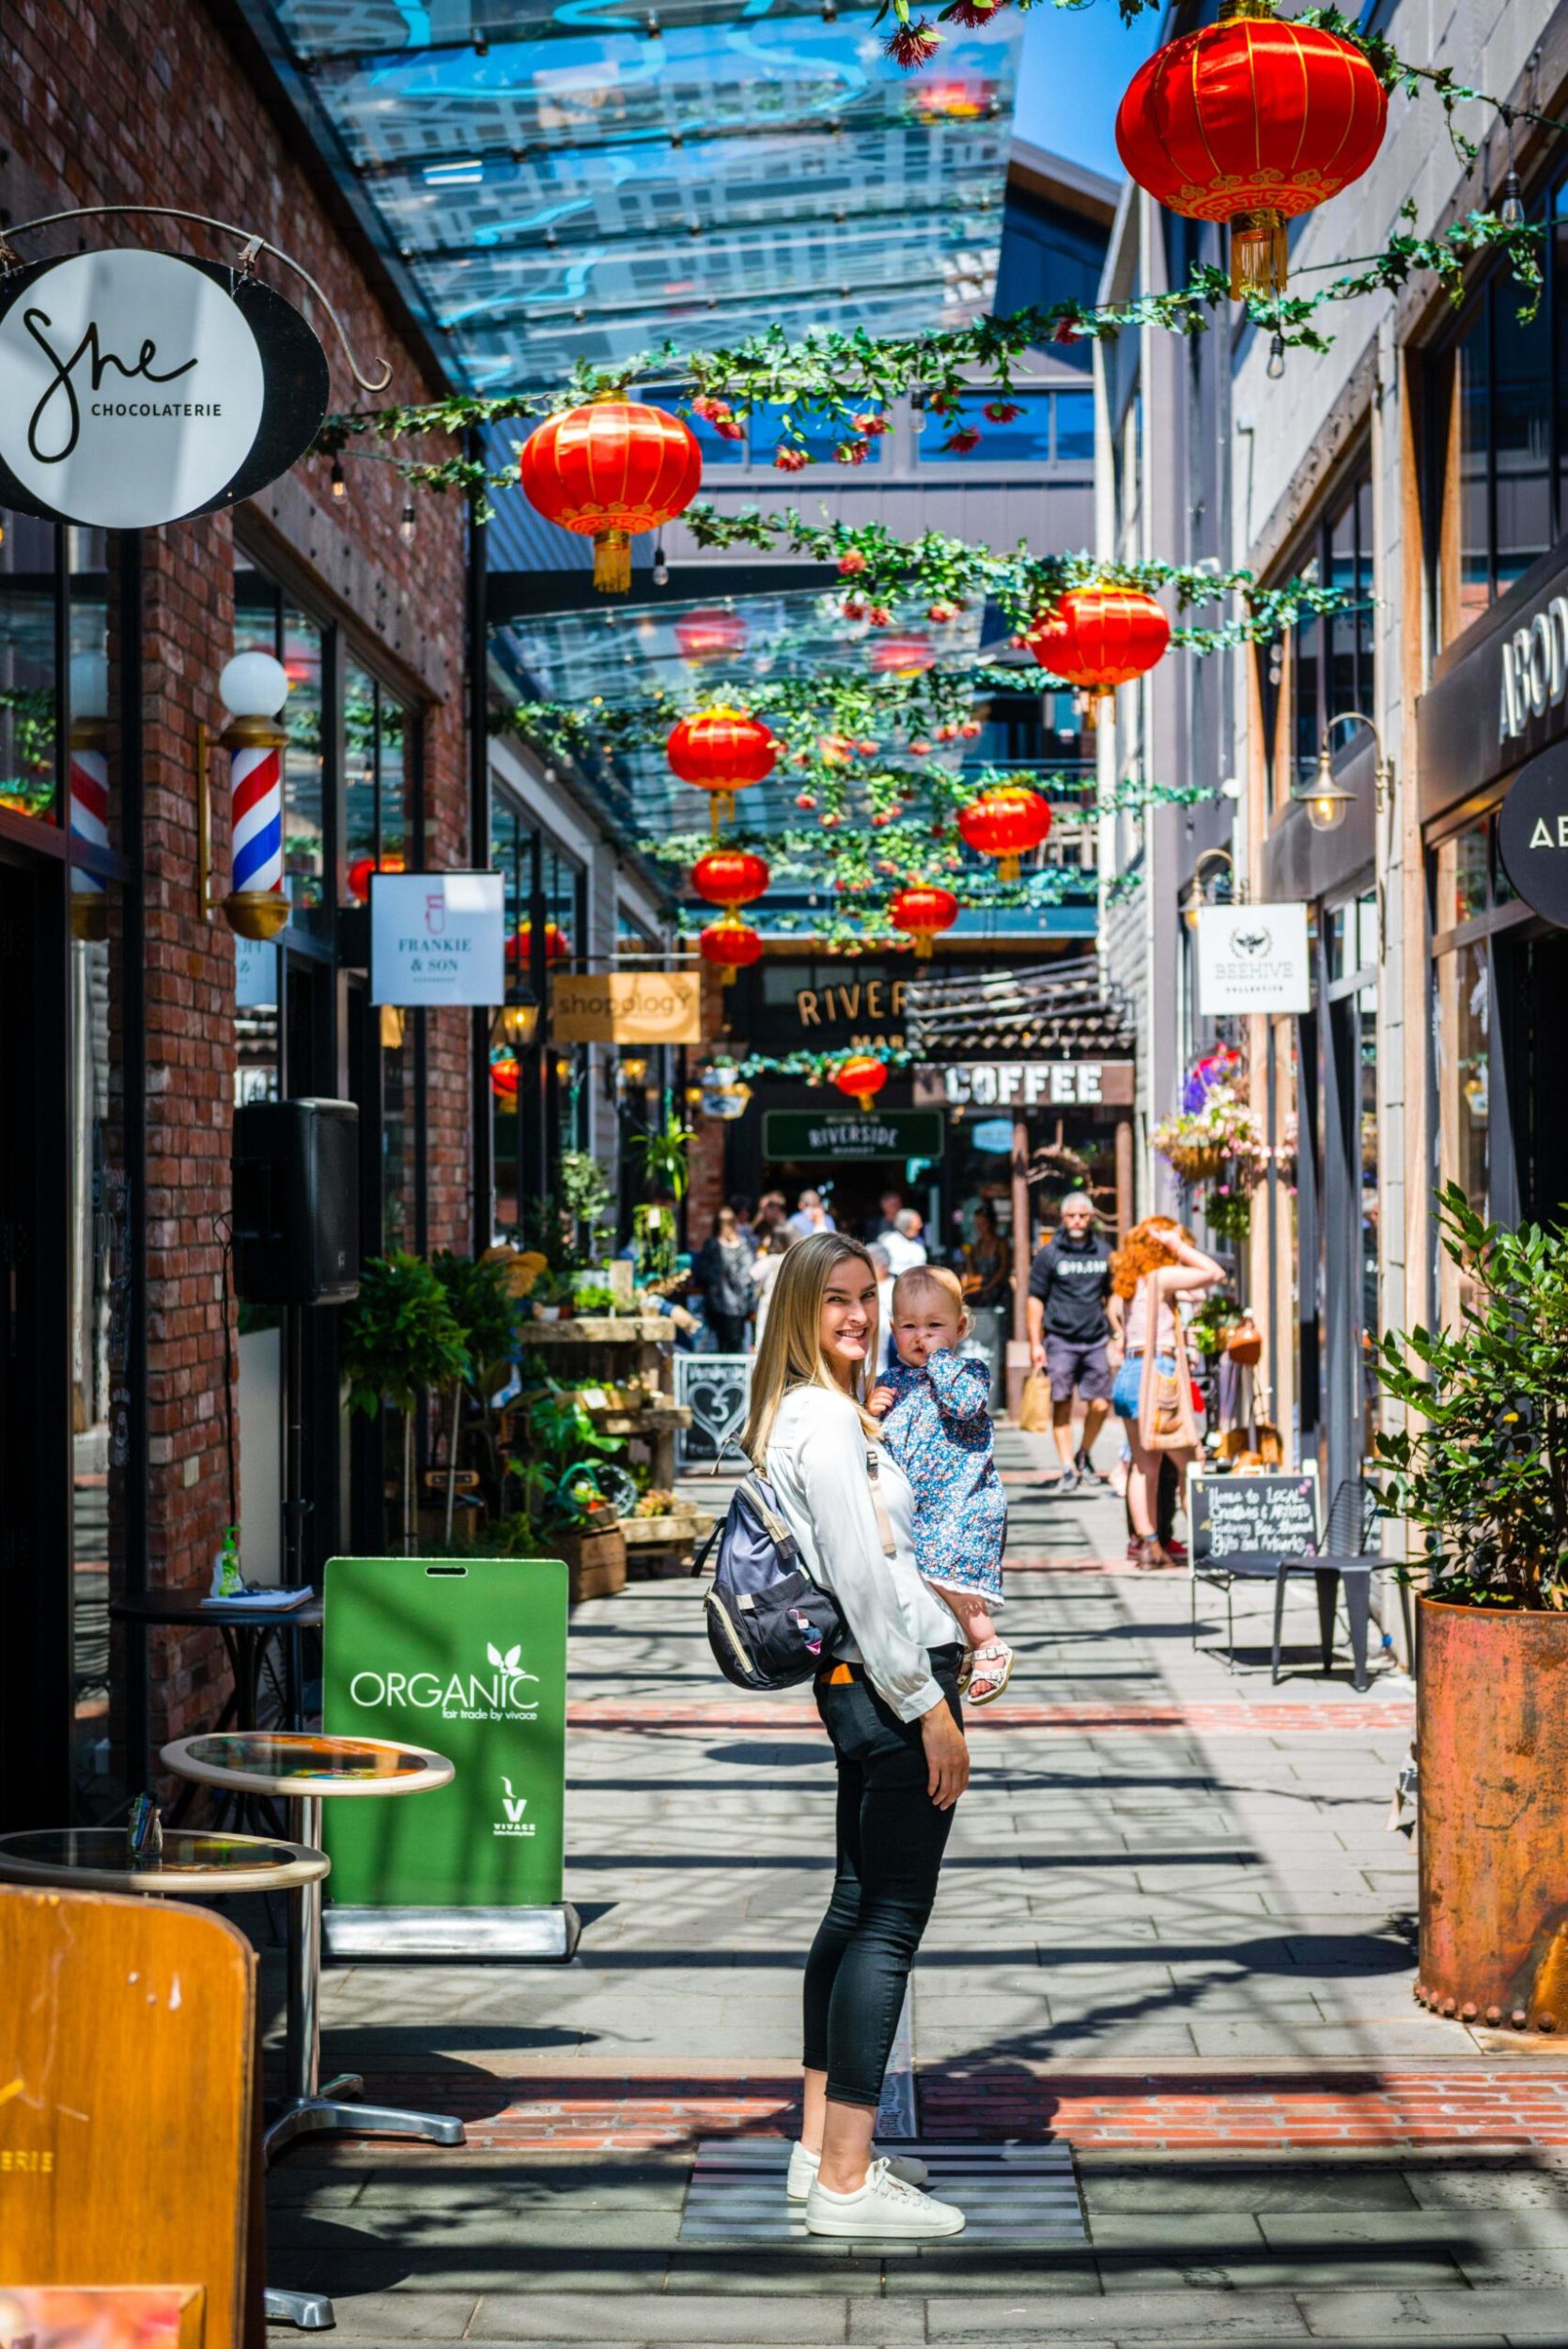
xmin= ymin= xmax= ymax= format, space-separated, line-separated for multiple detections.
xmin=1188 ymin=1471 xmax=1318 ymax=1561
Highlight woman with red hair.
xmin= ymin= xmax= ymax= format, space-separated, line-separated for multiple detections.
xmin=1109 ymin=1217 xmax=1222 ymax=1567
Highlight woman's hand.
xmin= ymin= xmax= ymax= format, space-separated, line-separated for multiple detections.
xmin=921 ymin=1700 xmax=970 ymax=1810
xmin=869 ymin=1383 xmax=896 ymax=1416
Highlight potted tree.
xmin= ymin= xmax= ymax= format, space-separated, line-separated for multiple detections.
xmin=1376 ymin=1183 xmax=1568 ymax=2032
xmin=341 ymin=1252 xmax=470 ymax=1555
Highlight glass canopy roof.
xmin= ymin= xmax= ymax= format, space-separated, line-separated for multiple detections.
xmin=260 ymin=0 xmax=1032 ymax=886
xmin=268 ymin=0 xmax=1020 ymax=389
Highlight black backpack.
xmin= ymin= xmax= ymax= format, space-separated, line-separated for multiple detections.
xmin=693 ymin=1468 xmax=847 ymax=1692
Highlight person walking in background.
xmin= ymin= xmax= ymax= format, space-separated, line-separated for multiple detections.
xmin=694 ymin=1206 xmax=759 ymax=1352
xmin=751 ymin=1221 xmax=796 ymax=1348
xmin=881 ymin=1207 xmax=927 ymax=1278
xmin=962 ymin=1201 xmax=1011 ymax=1412
xmin=753 ymin=1191 xmax=790 ymax=1247
xmin=788 ymin=1188 xmax=837 ymax=1238
xmin=1026 ymin=1192 xmax=1116 ymax=1494
xmin=1110 ymin=1217 xmax=1222 ymax=1567
xmin=867 ymin=1188 xmax=904 ymax=1242
xmin=868 ymin=1243 xmax=895 ymax=1377
xmin=742 ymin=1234 xmax=970 ymax=2239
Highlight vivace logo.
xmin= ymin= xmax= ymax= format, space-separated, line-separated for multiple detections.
xmin=496 ymin=1774 xmax=536 ymax=1837
xmin=348 ymin=1640 xmax=543 ymax=1722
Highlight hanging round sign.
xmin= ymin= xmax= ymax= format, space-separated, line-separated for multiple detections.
xmin=1498 ymin=741 xmax=1568 ymax=928
xmin=0 ymin=248 xmax=330 ymax=531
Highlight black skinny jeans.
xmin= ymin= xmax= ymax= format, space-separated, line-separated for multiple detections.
xmin=803 ymin=1646 xmax=965 ymax=2110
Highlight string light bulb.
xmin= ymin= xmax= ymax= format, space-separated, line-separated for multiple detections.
xmin=653 ymin=543 xmax=670 ymax=586
xmin=1500 ymin=167 xmax=1526 ymax=228
xmin=1266 ymin=334 xmax=1287 ymax=382
xmin=330 ymin=458 xmax=347 ymax=501
xmin=399 ymin=499 xmax=416 ymax=545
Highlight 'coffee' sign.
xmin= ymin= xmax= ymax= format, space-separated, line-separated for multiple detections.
xmin=1498 ymin=741 xmax=1568 ymax=926
xmin=912 ymin=1061 xmax=1133 ymax=1109
xmin=0 ymin=249 xmax=329 ymax=530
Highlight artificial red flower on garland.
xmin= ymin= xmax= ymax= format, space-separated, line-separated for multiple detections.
xmin=886 ymin=18 xmax=941 ymax=67
xmin=774 ymin=445 xmax=809 ymax=471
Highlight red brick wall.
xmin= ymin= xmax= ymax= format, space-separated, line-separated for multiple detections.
xmin=9 ymin=0 xmax=472 ymax=1742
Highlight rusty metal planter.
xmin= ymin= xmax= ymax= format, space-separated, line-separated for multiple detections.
xmin=1417 ymin=1593 xmax=1568 ymax=2031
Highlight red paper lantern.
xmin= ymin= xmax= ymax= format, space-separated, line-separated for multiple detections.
xmin=958 ymin=785 xmax=1052 ymax=883
xmin=699 ymin=910 xmax=765 ymax=988
xmin=832 ymin=1055 xmax=889 ymax=1111
xmin=1115 ymin=0 xmax=1387 ymax=299
xmin=667 ymin=708 xmax=778 ymax=832
xmin=675 ymin=607 xmax=747 ymax=664
xmin=506 ymin=919 xmax=571 ymax=968
xmin=346 ymin=849 xmax=406 ymax=904
xmin=890 ymin=883 xmax=959 ymax=961
xmin=692 ymin=848 xmax=770 ymax=910
xmin=869 ymin=633 xmax=936 ymax=677
xmin=489 ymin=1048 xmax=520 ymax=1101
xmin=520 ymin=399 xmax=702 ymax=592
xmin=1027 ymin=586 xmax=1171 ymax=715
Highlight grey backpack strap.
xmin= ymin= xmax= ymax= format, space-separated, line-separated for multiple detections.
xmin=865 ymin=1448 xmax=896 ymax=1559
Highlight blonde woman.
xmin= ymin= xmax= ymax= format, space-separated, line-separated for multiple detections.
xmin=741 ymin=1233 xmax=970 ymax=2240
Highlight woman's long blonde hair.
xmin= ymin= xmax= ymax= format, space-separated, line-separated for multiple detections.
xmin=741 ymin=1231 xmax=880 ymax=1462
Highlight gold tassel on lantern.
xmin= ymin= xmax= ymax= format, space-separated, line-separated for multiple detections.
xmin=913 ymin=934 xmax=933 ymax=961
xmin=593 ymin=528 xmax=631 ymax=593
xmin=709 ymin=790 xmax=734 ymax=835
xmin=1230 ymin=209 xmax=1289 ymax=299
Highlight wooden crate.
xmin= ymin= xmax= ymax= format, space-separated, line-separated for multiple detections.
xmin=551 ymin=1526 xmax=628 ymax=1603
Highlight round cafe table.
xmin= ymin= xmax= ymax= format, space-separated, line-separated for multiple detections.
xmin=0 ymin=1825 xmax=327 ymax=1899
xmin=161 ymin=1732 xmax=463 ymax=2170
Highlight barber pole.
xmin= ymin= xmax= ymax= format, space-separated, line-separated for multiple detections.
xmin=68 ymin=653 xmax=110 ymax=941
xmin=217 ymin=653 xmax=293 ymax=942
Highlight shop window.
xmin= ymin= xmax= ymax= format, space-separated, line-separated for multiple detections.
xmin=1289 ymin=462 xmax=1374 ymax=790
xmin=1436 ymin=184 xmax=1568 ymax=641
xmin=490 ymin=786 xmax=586 ymax=1226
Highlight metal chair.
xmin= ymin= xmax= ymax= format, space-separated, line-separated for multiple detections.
xmin=1191 ymin=1477 xmax=1382 ymax=1689
xmin=1270 ymin=1476 xmax=1382 ymax=1691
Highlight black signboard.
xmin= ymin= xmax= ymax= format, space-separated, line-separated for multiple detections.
xmin=1188 ymin=1472 xmax=1318 ymax=1562
xmin=1498 ymin=741 xmax=1568 ymax=927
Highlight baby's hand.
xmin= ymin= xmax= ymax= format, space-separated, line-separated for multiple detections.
xmin=869 ymin=1383 xmax=897 ymax=1416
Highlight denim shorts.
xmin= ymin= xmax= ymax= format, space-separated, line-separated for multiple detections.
xmin=1112 ymin=1351 xmax=1176 ymax=1420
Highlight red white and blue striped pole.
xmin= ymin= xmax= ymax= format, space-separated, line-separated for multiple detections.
xmin=218 ymin=652 xmax=291 ymax=942
xmin=69 ymin=652 xmax=110 ymax=942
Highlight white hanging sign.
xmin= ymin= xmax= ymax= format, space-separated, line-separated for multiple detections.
xmin=0 ymin=248 xmax=328 ymax=530
xmin=371 ymin=872 xmax=506 ymax=1007
xmin=1195 ymin=902 xmax=1312 ymax=1015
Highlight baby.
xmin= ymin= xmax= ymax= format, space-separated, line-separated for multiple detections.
xmin=871 ymin=1264 xmax=1012 ymax=1704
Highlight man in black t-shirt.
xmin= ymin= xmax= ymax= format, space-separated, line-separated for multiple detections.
xmin=1026 ymin=1193 xmax=1117 ymax=1493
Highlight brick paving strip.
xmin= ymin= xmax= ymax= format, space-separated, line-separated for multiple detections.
xmin=338 ymin=2064 xmax=1568 ymax=2155
xmin=566 ymin=1699 xmax=1414 ymax=1733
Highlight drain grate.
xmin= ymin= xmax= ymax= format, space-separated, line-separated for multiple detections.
xmin=680 ymin=2139 xmax=1086 ymax=2245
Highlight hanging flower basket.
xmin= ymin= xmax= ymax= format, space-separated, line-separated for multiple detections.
xmin=1153 ymin=1084 xmax=1270 ymax=1193
xmin=1160 ymin=1139 xmax=1232 ymax=1185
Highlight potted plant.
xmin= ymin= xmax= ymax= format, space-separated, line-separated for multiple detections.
xmin=1376 ymin=1183 xmax=1568 ymax=2032
xmin=341 ymin=1252 xmax=470 ymax=1555
xmin=509 ymin=1382 xmax=629 ymax=1600
xmin=429 ymin=1251 xmax=520 ymax=1540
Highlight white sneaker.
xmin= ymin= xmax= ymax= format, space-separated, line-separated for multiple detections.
xmin=804 ymin=2155 xmax=966 ymax=2238
xmin=786 ymin=2139 xmax=929 ymax=2200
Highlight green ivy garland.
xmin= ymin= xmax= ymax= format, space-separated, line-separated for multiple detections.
xmin=314 ymin=210 xmax=1535 ymax=506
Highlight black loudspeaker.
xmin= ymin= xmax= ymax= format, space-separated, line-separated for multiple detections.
xmin=232 ymin=1098 xmax=361 ymax=1306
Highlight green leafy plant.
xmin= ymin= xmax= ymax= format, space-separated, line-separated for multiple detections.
xmin=560 ymin=1149 xmax=613 ymax=1236
xmin=629 ymin=1120 xmax=695 ymax=1202
xmin=1375 ymin=1184 xmax=1568 ymax=1610
xmin=1188 ymin=1294 xmax=1241 ymax=1361
xmin=341 ymin=1254 xmax=469 ymax=1553
xmin=428 ymin=1252 xmax=521 ymax=1539
xmin=508 ymin=1381 xmax=627 ymax=1535
xmin=571 ymin=1283 xmax=615 ymax=1315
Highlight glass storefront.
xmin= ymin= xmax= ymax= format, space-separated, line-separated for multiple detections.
xmin=491 ymin=786 xmax=586 ymax=1233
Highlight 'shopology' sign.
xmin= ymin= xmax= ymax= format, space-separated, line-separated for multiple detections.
xmin=551 ymin=970 xmax=703 ymax=1044
xmin=371 ymin=871 xmax=505 ymax=1007
xmin=0 ymin=249 xmax=330 ymax=531
xmin=1195 ymin=902 xmax=1312 ymax=1015
xmin=1498 ymin=741 xmax=1568 ymax=927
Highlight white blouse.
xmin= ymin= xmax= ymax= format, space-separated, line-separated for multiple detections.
xmin=765 ymin=1384 xmax=960 ymax=1722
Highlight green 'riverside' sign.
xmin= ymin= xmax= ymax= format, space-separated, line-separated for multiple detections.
xmin=321 ymin=1555 xmax=567 ymax=1908
xmin=761 ymin=1108 xmax=944 ymax=1161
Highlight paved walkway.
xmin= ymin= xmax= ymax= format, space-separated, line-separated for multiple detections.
xmin=264 ymin=1437 xmax=1568 ymax=2344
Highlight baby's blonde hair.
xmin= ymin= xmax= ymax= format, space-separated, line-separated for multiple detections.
xmin=892 ymin=1261 xmax=973 ymax=1339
